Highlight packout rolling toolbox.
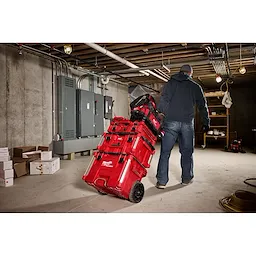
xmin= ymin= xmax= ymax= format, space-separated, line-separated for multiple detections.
xmin=82 ymin=94 xmax=162 ymax=203
xmin=83 ymin=152 xmax=147 ymax=203
xmin=97 ymin=131 xmax=155 ymax=168
xmin=130 ymin=94 xmax=163 ymax=137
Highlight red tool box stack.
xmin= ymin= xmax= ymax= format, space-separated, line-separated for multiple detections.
xmin=82 ymin=94 xmax=163 ymax=203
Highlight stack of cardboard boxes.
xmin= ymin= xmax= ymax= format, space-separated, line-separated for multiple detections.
xmin=13 ymin=146 xmax=40 ymax=178
xmin=0 ymin=147 xmax=14 ymax=187
xmin=30 ymin=151 xmax=60 ymax=175
xmin=0 ymin=146 xmax=61 ymax=185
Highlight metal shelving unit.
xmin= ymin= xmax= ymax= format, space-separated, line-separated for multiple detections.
xmin=202 ymin=92 xmax=230 ymax=149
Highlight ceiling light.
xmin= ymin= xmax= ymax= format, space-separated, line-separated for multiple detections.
xmin=238 ymin=44 xmax=246 ymax=74
xmin=239 ymin=66 xmax=246 ymax=74
xmin=64 ymin=44 xmax=72 ymax=54
xmin=216 ymin=75 xmax=222 ymax=83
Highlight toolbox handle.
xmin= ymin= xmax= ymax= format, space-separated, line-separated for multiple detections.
xmin=108 ymin=131 xmax=138 ymax=135
xmin=98 ymin=151 xmax=127 ymax=156
xmin=94 ymin=178 xmax=107 ymax=187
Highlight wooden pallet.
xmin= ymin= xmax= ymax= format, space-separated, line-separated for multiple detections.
xmin=57 ymin=149 xmax=95 ymax=160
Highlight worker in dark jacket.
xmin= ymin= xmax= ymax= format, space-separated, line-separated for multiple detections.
xmin=156 ymin=64 xmax=210 ymax=189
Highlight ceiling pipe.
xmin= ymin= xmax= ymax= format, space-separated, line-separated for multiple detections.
xmin=224 ymin=43 xmax=231 ymax=76
xmin=19 ymin=44 xmax=68 ymax=67
xmin=154 ymin=69 xmax=170 ymax=80
xmin=157 ymin=69 xmax=170 ymax=79
xmin=99 ymin=60 xmax=211 ymax=75
xmin=15 ymin=44 xmax=133 ymax=88
xmin=109 ymin=73 xmax=146 ymax=78
xmin=38 ymin=43 xmax=162 ymax=88
xmin=15 ymin=44 xmax=147 ymax=88
xmin=85 ymin=43 xmax=149 ymax=76
xmin=85 ymin=43 xmax=168 ymax=82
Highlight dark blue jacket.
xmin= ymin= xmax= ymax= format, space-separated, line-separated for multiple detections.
xmin=157 ymin=72 xmax=210 ymax=126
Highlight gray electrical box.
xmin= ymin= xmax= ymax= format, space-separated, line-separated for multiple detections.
xmin=76 ymin=89 xmax=95 ymax=137
xmin=104 ymin=96 xmax=113 ymax=119
xmin=94 ymin=93 xmax=104 ymax=135
xmin=57 ymin=76 xmax=76 ymax=140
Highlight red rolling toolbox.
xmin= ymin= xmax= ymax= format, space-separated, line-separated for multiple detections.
xmin=107 ymin=117 xmax=156 ymax=145
xmin=82 ymin=152 xmax=147 ymax=203
xmin=97 ymin=132 xmax=155 ymax=168
xmin=82 ymin=94 xmax=162 ymax=203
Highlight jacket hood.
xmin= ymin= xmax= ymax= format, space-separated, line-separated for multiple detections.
xmin=171 ymin=72 xmax=192 ymax=82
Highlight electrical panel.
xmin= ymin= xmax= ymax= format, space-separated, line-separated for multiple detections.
xmin=104 ymin=96 xmax=113 ymax=119
xmin=76 ymin=89 xmax=104 ymax=137
xmin=94 ymin=93 xmax=104 ymax=135
xmin=76 ymin=89 xmax=95 ymax=137
xmin=57 ymin=76 xmax=76 ymax=140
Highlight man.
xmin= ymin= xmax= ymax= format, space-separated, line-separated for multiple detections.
xmin=156 ymin=64 xmax=210 ymax=189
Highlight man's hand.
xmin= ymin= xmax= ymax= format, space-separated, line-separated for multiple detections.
xmin=202 ymin=125 xmax=210 ymax=133
xmin=157 ymin=111 xmax=165 ymax=122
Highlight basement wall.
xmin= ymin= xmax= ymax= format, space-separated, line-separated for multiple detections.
xmin=0 ymin=44 xmax=129 ymax=149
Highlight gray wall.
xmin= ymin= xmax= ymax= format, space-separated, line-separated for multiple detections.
xmin=0 ymin=45 xmax=52 ymax=149
xmin=0 ymin=44 xmax=129 ymax=149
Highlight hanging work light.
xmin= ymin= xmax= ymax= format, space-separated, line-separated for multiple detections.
xmin=216 ymin=75 xmax=222 ymax=83
xmin=239 ymin=43 xmax=246 ymax=75
xmin=239 ymin=66 xmax=246 ymax=75
xmin=64 ymin=44 xmax=72 ymax=54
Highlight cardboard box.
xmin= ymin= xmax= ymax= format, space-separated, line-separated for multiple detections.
xmin=0 ymin=152 xmax=9 ymax=157
xmin=0 ymin=156 xmax=10 ymax=162
xmin=41 ymin=151 xmax=52 ymax=161
xmin=13 ymin=146 xmax=36 ymax=158
xmin=30 ymin=157 xmax=60 ymax=175
xmin=13 ymin=162 xmax=27 ymax=178
xmin=38 ymin=146 xmax=49 ymax=151
xmin=0 ymin=147 xmax=9 ymax=153
xmin=0 ymin=169 xmax=14 ymax=179
xmin=0 ymin=161 xmax=13 ymax=170
xmin=22 ymin=151 xmax=41 ymax=159
xmin=0 ymin=177 xmax=13 ymax=187
xmin=13 ymin=155 xmax=40 ymax=177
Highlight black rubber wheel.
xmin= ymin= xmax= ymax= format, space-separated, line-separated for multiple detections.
xmin=129 ymin=181 xmax=144 ymax=203
xmin=97 ymin=190 xmax=107 ymax=195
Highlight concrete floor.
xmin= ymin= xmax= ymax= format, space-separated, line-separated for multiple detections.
xmin=0 ymin=145 xmax=255 ymax=213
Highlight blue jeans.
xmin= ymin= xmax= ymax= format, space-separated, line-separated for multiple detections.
xmin=156 ymin=120 xmax=195 ymax=185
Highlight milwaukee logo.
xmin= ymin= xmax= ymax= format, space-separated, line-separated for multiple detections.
xmin=102 ymin=161 xmax=113 ymax=167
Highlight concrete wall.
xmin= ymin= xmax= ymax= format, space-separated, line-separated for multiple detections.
xmin=0 ymin=45 xmax=52 ymax=149
xmin=0 ymin=44 xmax=129 ymax=149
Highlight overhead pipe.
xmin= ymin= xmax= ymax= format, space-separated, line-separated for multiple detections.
xmin=41 ymin=44 xmax=71 ymax=77
xmin=154 ymin=69 xmax=170 ymax=80
xmin=12 ymin=44 xmax=131 ymax=88
xmin=224 ymin=43 xmax=231 ymax=76
xmin=77 ymin=74 xmax=88 ymax=89
xmin=24 ymin=43 xmax=154 ymax=89
xmin=19 ymin=44 xmax=68 ymax=70
xmin=157 ymin=69 xmax=170 ymax=79
xmin=85 ymin=43 xmax=149 ymax=76
xmin=85 ymin=43 xmax=168 ymax=82
xmin=99 ymin=60 xmax=211 ymax=75
xmin=108 ymin=73 xmax=146 ymax=79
